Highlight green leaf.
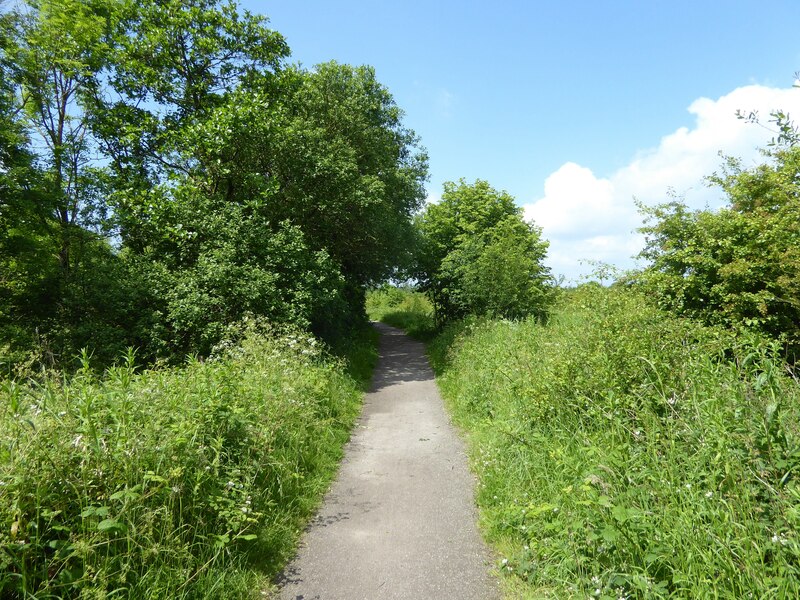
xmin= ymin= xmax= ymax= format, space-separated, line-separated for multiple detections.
xmin=601 ymin=526 xmax=619 ymax=543
xmin=611 ymin=504 xmax=629 ymax=523
xmin=97 ymin=518 xmax=126 ymax=532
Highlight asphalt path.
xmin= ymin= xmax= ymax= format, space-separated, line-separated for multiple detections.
xmin=275 ymin=322 xmax=499 ymax=600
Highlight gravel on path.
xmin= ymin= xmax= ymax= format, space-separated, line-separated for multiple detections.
xmin=275 ymin=322 xmax=499 ymax=600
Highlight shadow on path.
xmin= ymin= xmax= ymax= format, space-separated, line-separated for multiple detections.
xmin=367 ymin=322 xmax=432 ymax=391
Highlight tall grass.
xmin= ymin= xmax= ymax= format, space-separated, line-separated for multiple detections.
xmin=0 ymin=325 xmax=374 ymax=598
xmin=365 ymin=286 xmax=436 ymax=340
xmin=430 ymin=285 xmax=800 ymax=599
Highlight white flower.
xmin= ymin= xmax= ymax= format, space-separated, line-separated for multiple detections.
xmin=705 ymin=491 xmax=713 ymax=498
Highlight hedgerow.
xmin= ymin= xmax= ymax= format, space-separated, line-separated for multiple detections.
xmin=1 ymin=327 xmax=369 ymax=598
xmin=430 ymin=285 xmax=800 ymax=599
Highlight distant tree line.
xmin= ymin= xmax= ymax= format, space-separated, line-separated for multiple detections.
xmin=0 ymin=0 xmax=428 ymax=368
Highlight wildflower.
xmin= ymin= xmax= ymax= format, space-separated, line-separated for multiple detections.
xmin=591 ymin=576 xmax=601 ymax=585
xmin=501 ymin=558 xmax=508 ymax=565
xmin=705 ymin=491 xmax=713 ymax=498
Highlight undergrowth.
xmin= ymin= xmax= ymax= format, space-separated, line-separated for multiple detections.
xmin=0 ymin=323 xmax=375 ymax=599
xmin=365 ymin=286 xmax=436 ymax=340
xmin=430 ymin=285 xmax=800 ymax=599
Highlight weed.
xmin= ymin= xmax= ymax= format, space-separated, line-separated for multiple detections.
xmin=434 ymin=285 xmax=800 ymax=599
xmin=0 ymin=326 xmax=373 ymax=599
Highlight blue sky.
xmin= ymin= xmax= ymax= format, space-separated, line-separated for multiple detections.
xmin=243 ymin=1 xmax=800 ymax=281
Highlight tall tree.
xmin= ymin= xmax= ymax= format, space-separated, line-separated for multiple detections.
xmin=2 ymin=0 xmax=116 ymax=271
xmin=415 ymin=179 xmax=552 ymax=323
xmin=268 ymin=62 xmax=428 ymax=287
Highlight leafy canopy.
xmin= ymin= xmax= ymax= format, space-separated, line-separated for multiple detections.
xmin=636 ymin=146 xmax=800 ymax=352
xmin=416 ymin=179 xmax=552 ymax=323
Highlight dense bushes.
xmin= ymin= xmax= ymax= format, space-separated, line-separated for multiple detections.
xmin=636 ymin=146 xmax=800 ymax=356
xmin=0 ymin=0 xmax=427 ymax=370
xmin=414 ymin=179 xmax=553 ymax=324
xmin=429 ymin=285 xmax=800 ymax=598
xmin=0 ymin=327 xmax=372 ymax=598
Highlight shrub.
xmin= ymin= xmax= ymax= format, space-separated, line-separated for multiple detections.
xmin=0 ymin=328 xmax=365 ymax=598
xmin=433 ymin=285 xmax=800 ymax=598
xmin=636 ymin=147 xmax=800 ymax=355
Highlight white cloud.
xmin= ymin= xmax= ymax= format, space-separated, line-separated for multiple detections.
xmin=425 ymin=190 xmax=441 ymax=205
xmin=523 ymin=84 xmax=800 ymax=283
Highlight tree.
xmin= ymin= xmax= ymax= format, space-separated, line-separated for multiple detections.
xmin=267 ymin=62 xmax=428 ymax=288
xmin=1 ymin=0 xmax=430 ymax=364
xmin=416 ymin=179 xmax=552 ymax=323
xmin=92 ymin=4 xmax=427 ymax=351
xmin=1 ymin=0 xmax=116 ymax=270
xmin=0 ymin=0 xmax=152 ymax=366
xmin=636 ymin=146 xmax=800 ymax=351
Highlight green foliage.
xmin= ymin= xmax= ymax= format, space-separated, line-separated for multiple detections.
xmin=636 ymin=147 xmax=800 ymax=354
xmin=415 ymin=179 xmax=552 ymax=324
xmin=366 ymin=285 xmax=436 ymax=340
xmin=269 ymin=62 xmax=428 ymax=286
xmin=432 ymin=285 xmax=800 ymax=598
xmin=1 ymin=0 xmax=427 ymax=368
xmin=0 ymin=327 xmax=370 ymax=598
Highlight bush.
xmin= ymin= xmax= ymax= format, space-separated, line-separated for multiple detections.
xmin=433 ymin=285 xmax=800 ymax=598
xmin=0 ymin=327 xmax=366 ymax=598
xmin=636 ymin=147 xmax=800 ymax=355
xmin=366 ymin=286 xmax=436 ymax=339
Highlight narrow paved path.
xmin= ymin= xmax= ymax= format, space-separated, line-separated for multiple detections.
xmin=276 ymin=323 xmax=499 ymax=600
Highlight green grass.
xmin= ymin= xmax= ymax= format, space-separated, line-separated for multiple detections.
xmin=430 ymin=285 xmax=800 ymax=599
xmin=0 ymin=324 xmax=376 ymax=599
xmin=366 ymin=286 xmax=437 ymax=340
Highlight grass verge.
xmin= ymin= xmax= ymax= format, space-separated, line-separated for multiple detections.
xmin=365 ymin=286 xmax=437 ymax=340
xmin=430 ymin=285 xmax=800 ymax=599
xmin=1 ymin=323 xmax=376 ymax=599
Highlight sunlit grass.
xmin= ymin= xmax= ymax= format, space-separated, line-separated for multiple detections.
xmin=0 ymin=325 xmax=375 ymax=599
xmin=431 ymin=285 xmax=800 ymax=599
xmin=366 ymin=286 xmax=436 ymax=340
